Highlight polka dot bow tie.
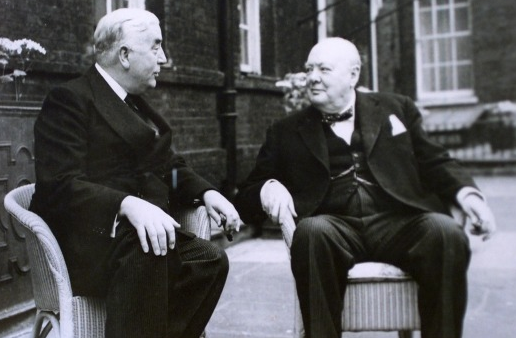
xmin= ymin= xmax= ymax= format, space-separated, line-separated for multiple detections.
xmin=321 ymin=107 xmax=353 ymax=124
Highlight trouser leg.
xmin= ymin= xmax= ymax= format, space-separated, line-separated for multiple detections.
xmin=367 ymin=212 xmax=471 ymax=338
xmin=290 ymin=214 xmax=365 ymax=338
xmin=103 ymin=222 xmax=177 ymax=338
xmin=167 ymin=232 xmax=229 ymax=338
xmin=102 ymin=223 xmax=228 ymax=338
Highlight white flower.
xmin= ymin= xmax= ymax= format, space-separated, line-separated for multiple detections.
xmin=11 ymin=38 xmax=47 ymax=55
xmin=0 ymin=37 xmax=47 ymax=101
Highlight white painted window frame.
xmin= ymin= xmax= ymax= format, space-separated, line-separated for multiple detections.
xmin=414 ymin=0 xmax=477 ymax=106
xmin=239 ymin=0 xmax=261 ymax=74
xmin=317 ymin=0 xmax=328 ymax=41
xmin=106 ymin=0 xmax=145 ymax=13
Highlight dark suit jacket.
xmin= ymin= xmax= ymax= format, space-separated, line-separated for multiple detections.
xmin=30 ymin=66 xmax=214 ymax=278
xmin=235 ymin=91 xmax=476 ymax=224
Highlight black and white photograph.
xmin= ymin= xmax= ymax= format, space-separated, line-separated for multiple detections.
xmin=1 ymin=1 xmax=515 ymax=337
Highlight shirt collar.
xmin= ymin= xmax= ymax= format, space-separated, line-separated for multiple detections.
xmin=95 ymin=63 xmax=127 ymax=101
xmin=339 ymin=90 xmax=356 ymax=121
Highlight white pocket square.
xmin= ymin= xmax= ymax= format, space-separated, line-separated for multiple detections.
xmin=389 ymin=114 xmax=407 ymax=136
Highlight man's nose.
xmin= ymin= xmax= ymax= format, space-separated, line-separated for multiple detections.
xmin=307 ymin=69 xmax=320 ymax=83
xmin=157 ymin=47 xmax=167 ymax=65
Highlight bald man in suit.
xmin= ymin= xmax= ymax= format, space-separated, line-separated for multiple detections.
xmin=30 ymin=8 xmax=240 ymax=338
xmin=235 ymin=38 xmax=495 ymax=338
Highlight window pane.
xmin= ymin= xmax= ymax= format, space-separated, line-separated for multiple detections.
xmin=422 ymin=40 xmax=435 ymax=63
xmin=456 ymin=36 xmax=471 ymax=60
xmin=457 ymin=64 xmax=472 ymax=89
xmin=238 ymin=0 xmax=247 ymax=25
xmin=454 ymin=7 xmax=469 ymax=31
xmin=437 ymin=9 xmax=451 ymax=33
xmin=240 ymin=29 xmax=249 ymax=65
xmin=436 ymin=0 xmax=449 ymax=5
xmin=437 ymin=38 xmax=453 ymax=62
xmin=112 ymin=0 xmax=128 ymax=9
xmin=439 ymin=65 xmax=454 ymax=90
xmin=420 ymin=12 xmax=433 ymax=36
xmin=420 ymin=0 xmax=432 ymax=8
xmin=423 ymin=68 xmax=437 ymax=92
xmin=455 ymin=0 xmax=468 ymax=3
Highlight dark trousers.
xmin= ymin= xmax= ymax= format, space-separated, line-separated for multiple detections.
xmin=290 ymin=187 xmax=471 ymax=338
xmin=78 ymin=220 xmax=229 ymax=338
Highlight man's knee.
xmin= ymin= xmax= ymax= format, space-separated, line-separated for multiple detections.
xmin=419 ymin=213 xmax=471 ymax=261
xmin=189 ymin=238 xmax=229 ymax=276
xmin=291 ymin=215 xmax=350 ymax=264
xmin=294 ymin=216 xmax=336 ymax=242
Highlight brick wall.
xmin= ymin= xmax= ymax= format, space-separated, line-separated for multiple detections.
xmin=1 ymin=0 xmax=324 ymax=189
xmin=472 ymin=0 xmax=516 ymax=103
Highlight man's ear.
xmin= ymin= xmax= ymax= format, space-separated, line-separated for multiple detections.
xmin=119 ymin=46 xmax=130 ymax=69
xmin=351 ymin=65 xmax=361 ymax=87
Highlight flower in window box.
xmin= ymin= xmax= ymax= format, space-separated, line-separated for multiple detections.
xmin=0 ymin=37 xmax=46 ymax=101
xmin=275 ymin=72 xmax=311 ymax=114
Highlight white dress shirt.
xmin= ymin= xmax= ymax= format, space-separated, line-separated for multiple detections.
xmin=329 ymin=91 xmax=356 ymax=145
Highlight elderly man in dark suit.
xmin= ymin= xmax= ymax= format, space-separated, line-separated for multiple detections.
xmin=30 ymin=8 xmax=241 ymax=338
xmin=235 ymin=37 xmax=496 ymax=338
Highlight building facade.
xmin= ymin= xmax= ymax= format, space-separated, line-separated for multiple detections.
xmin=4 ymin=0 xmax=513 ymax=334
xmin=374 ymin=0 xmax=516 ymax=156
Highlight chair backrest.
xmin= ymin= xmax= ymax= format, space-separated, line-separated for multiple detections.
xmin=3 ymin=184 xmax=74 ymax=315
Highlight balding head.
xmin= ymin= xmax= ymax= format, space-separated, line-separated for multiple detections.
xmin=308 ymin=38 xmax=361 ymax=74
xmin=305 ymin=38 xmax=361 ymax=113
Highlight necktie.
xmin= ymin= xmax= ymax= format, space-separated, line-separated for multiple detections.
xmin=124 ymin=94 xmax=141 ymax=113
xmin=321 ymin=107 xmax=353 ymax=124
xmin=124 ymin=94 xmax=160 ymax=136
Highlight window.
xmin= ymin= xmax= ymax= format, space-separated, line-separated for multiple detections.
xmin=107 ymin=0 xmax=145 ymax=12
xmin=238 ymin=0 xmax=261 ymax=74
xmin=317 ymin=0 xmax=328 ymax=40
xmin=415 ymin=0 xmax=475 ymax=104
xmin=95 ymin=0 xmax=145 ymax=23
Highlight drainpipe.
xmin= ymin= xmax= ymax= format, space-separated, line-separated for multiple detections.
xmin=370 ymin=0 xmax=382 ymax=92
xmin=218 ymin=0 xmax=238 ymax=199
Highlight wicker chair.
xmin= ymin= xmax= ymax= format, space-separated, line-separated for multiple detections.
xmin=4 ymin=183 xmax=213 ymax=338
xmin=280 ymin=208 xmax=463 ymax=338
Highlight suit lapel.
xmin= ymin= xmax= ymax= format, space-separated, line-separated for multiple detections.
xmin=86 ymin=67 xmax=163 ymax=151
xmin=356 ymin=92 xmax=383 ymax=157
xmin=298 ymin=107 xmax=330 ymax=171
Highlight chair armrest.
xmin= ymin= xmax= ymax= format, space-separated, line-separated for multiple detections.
xmin=280 ymin=221 xmax=295 ymax=250
xmin=172 ymin=206 xmax=212 ymax=241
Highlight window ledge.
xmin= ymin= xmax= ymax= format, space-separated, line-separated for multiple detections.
xmin=416 ymin=95 xmax=479 ymax=108
xmin=236 ymin=73 xmax=282 ymax=92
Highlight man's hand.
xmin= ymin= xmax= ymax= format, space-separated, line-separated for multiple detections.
xmin=203 ymin=190 xmax=242 ymax=238
xmin=119 ymin=196 xmax=180 ymax=255
xmin=457 ymin=192 xmax=496 ymax=241
xmin=260 ymin=180 xmax=297 ymax=228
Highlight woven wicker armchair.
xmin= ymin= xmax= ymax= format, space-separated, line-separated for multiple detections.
xmin=281 ymin=222 xmax=419 ymax=338
xmin=281 ymin=205 xmax=467 ymax=338
xmin=4 ymin=183 xmax=213 ymax=338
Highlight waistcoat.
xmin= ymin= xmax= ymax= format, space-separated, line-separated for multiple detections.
xmin=316 ymin=120 xmax=407 ymax=216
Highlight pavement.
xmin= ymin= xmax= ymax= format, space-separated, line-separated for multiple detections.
xmin=206 ymin=175 xmax=516 ymax=338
